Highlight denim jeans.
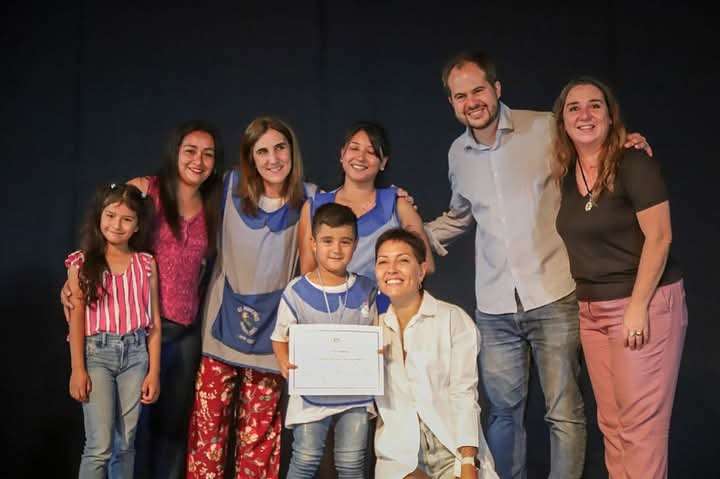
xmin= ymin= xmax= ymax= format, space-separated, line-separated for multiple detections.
xmin=134 ymin=318 xmax=201 ymax=479
xmin=79 ymin=331 xmax=148 ymax=479
xmin=287 ymin=407 xmax=369 ymax=479
xmin=475 ymin=292 xmax=585 ymax=479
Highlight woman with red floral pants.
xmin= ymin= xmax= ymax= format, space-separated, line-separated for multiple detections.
xmin=186 ymin=117 xmax=315 ymax=478
xmin=187 ymin=359 xmax=283 ymax=478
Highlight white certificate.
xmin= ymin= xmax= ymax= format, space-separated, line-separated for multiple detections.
xmin=288 ymin=324 xmax=384 ymax=396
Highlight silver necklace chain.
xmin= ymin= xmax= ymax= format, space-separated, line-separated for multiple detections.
xmin=578 ymin=160 xmax=596 ymax=212
xmin=314 ymin=269 xmax=349 ymax=323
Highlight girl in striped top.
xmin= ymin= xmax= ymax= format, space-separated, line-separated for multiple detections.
xmin=66 ymin=183 xmax=161 ymax=479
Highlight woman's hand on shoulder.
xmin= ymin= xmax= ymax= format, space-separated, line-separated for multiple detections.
xmin=624 ymin=133 xmax=653 ymax=157
xmin=61 ymin=279 xmax=73 ymax=321
xmin=394 ymin=185 xmax=416 ymax=209
xmin=127 ymin=176 xmax=151 ymax=195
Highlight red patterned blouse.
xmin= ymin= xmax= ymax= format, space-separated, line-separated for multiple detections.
xmin=147 ymin=176 xmax=209 ymax=326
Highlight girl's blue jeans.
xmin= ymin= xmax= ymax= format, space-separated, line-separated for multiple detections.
xmin=78 ymin=331 xmax=148 ymax=479
xmin=287 ymin=406 xmax=369 ymax=479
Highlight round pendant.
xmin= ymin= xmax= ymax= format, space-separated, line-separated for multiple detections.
xmin=585 ymin=199 xmax=593 ymax=212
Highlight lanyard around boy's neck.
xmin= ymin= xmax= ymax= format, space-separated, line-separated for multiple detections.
xmin=314 ymin=269 xmax=349 ymax=323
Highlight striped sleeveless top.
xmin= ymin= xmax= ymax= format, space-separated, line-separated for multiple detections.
xmin=65 ymin=250 xmax=154 ymax=336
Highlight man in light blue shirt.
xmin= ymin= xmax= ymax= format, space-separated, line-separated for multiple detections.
xmin=426 ymin=50 xmax=650 ymax=479
xmin=425 ymin=50 xmax=583 ymax=479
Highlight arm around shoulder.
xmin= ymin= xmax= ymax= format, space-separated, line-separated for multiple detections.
xmin=127 ymin=176 xmax=151 ymax=195
xmin=423 ymin=193 xmax=474 ymax=256
xmin=397 ymin=198 xmax=436 ymax=274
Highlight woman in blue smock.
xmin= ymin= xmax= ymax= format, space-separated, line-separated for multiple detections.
xmin=298 ymin=121 xmax=434 ymax=296
xmin=186 ymin=117 xmax=316 ymax=479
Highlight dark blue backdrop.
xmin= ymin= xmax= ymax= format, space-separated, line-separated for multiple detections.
xmin=2 ymin=1 xmax=717 ymax=477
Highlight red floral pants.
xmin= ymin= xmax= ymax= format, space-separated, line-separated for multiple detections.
xmin=186 ymin=356 xmax=282 ymax=479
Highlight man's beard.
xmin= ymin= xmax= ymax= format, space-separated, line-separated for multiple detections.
xmin=466 ymin=103 xmax=499 ymax=131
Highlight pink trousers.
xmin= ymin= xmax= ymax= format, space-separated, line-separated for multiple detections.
xmin=579 ymin=280 xmax=687 ymax=479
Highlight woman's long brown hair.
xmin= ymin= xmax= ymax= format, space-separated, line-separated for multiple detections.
xmin=551 ymin=76 xmax=627 ymax=201
xmin=157 ymin=120 xmax=223 ymax=256
xmin=236 ymin=117 xmax=305 ymax=216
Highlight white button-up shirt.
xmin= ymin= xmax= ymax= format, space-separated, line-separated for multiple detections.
xmin=374 ymin=292 xmax=497 ymax=478
xmin=425 ymin=103 xmax=575 ymax=314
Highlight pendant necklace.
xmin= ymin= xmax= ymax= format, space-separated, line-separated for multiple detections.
xmin=578 ymin=160 xmax=596 ymax=212
xmin=315 ymin=269 xmax=349 ymax=323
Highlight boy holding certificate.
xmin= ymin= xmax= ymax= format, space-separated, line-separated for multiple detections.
xmin=272 ymin=202 xmax=378 ymax=479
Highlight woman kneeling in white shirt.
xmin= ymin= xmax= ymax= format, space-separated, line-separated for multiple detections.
xmin=373 ymin=228 xmax=497 ymax=479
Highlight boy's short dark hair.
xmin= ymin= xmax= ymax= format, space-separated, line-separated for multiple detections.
xmin=311 ymin=202 xmax=358 ymax=239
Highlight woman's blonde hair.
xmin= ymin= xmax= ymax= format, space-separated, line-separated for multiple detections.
xmin=236 ymin=116 xmax=305 ymax=216
xmin=551 ymin=76 xmax=627 ymax=200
